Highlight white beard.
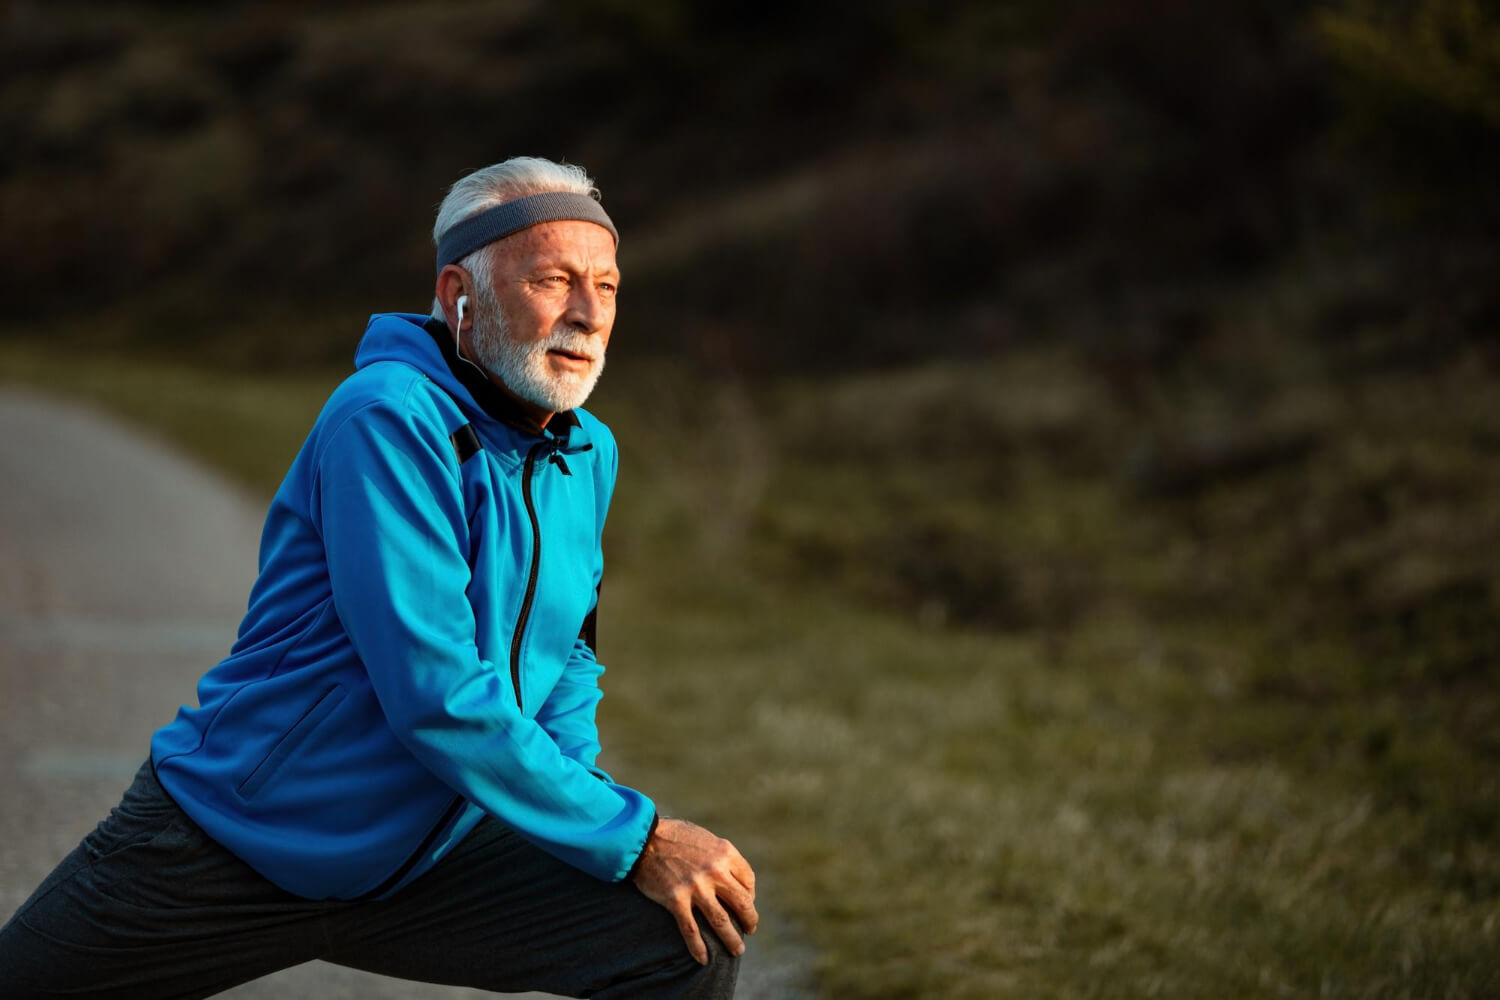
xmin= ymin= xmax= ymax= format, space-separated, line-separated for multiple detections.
xmin=469 ymin=292 xmax=605 ymax=415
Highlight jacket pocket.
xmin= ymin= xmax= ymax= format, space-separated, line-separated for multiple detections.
xmin=236 ymin=684 xmax=347 ymax=799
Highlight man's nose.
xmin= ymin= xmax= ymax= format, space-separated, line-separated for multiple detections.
xmin=566 ymin=284 xmax=610 ymax=333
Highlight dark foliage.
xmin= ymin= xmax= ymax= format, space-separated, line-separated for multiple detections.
xmin=2 ymin=0 xmax=1496 ymax=758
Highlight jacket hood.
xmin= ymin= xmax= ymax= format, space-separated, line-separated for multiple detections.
xmin=353 ymin=312 xmax=592 ymax=452
xmin=355 ymin=311 xmax=470 ymax=401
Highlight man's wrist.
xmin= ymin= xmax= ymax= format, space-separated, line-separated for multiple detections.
xmin=626 ymin=812 xmax=661 ymax=881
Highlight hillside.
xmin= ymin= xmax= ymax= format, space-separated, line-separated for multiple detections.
xmin=5 ymin=1 xmax=1493 ymax=367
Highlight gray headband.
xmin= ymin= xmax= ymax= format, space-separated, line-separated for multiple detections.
xmin=435 ymin=192 xmax=618 ymax=274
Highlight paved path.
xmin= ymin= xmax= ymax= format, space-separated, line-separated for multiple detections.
xmin=0 ymin=387 xmax=810 ymax=999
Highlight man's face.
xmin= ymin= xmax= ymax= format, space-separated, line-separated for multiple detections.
xmin=468 ymin=220 xmax=619 ymax=420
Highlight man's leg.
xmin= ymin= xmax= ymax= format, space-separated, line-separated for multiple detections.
xmin=2 ymin=764 xmax=738 ymax=999
xmin=323 ymin=815 xmax=739 ymax=999
xmin=0 ymin=762 xmax=337 ymax=1000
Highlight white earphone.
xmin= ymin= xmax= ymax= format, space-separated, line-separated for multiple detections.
xmin=451 ymin=292 xmax=488 ymax=377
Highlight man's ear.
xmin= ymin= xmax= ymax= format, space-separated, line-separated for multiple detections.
xmin=435 ymin=265 xmax=470 ymax=331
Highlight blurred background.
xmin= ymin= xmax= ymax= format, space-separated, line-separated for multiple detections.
xmin=2 ymin=1 xmax=1497 ymax=997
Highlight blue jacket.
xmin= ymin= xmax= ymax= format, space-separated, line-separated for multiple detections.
xmin=151 ymin=312 xmax=655 ymax=900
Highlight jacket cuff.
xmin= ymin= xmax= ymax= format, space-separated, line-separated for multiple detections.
xmin=624 ymin=811 xmax=661 ymax=881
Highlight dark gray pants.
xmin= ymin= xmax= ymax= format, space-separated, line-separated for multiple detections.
xmin=0 ymin=762 xmax=737 ymax=999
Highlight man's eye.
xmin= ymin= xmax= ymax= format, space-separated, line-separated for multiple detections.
xmin=543 ymin=275 xmax=569 ymax=286
xmin=598 ymin=283 xmax=616 ymax=296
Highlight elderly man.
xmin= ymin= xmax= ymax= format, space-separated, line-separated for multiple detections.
xmin=0 ymin=157 xmax=755 ymax=998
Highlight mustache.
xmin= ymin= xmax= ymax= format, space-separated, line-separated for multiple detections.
xmin=542 ymin=329 xmax=602 ymax=362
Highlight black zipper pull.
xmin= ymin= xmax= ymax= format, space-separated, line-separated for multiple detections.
xmin=549 ymin=451 xmax=571 ymax=476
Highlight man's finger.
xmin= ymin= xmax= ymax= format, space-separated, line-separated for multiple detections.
xmin=716 ymin=881 xmax=759 ymax=936
xmin=698 ymin=896 xmax=746 ymax=958
xmin=731 ymin=895 xmax=759 ymax=936
xmin=675 ymin=905 xmax=708 ymax=966
xmin=730 ymin=853 xmax=756 ymax=896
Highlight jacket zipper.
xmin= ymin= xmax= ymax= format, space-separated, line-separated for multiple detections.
xmin=509 ymin=441 xmax=548 ymax=713
xmin=363 ymin=438 xmax=549 ymax=901
xmin=359 ymin=793 xmax=467 ymax=900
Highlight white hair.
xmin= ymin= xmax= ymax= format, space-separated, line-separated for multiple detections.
xmin=430 ymin=157 xmax=601 ymax=320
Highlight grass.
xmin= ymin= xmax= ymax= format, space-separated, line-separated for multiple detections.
xmin=0 ymin=342 xmax=344 ymax=490
xmin=3 ymin=331 xmax=1496 ymax=998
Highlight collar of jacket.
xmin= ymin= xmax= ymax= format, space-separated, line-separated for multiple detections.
xmin=422 ymin=316 xmax=587 ymax=452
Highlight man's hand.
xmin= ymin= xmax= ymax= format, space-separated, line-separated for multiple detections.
xmin=629 ymin=817 xmax=758 ymax=965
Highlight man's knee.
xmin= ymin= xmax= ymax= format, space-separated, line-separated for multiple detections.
xmin=695 ymin=921 xmax=742 ymax=996
xmin=594 ymin=911 xmax=740 ymax=999
xmin=670 ymin=913 xmax=741 ymax=999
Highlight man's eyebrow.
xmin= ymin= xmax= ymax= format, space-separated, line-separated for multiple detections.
xmin=532 ymin=251 xmax=618 ymax=273
xmin=562 ymin=260 xmax=622 ymax=280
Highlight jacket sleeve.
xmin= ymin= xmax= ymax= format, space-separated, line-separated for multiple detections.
xmin=534 ymin=631 xmax=613 ymax=783
xmin=315 ymin=394 xmax=654 ymax=881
